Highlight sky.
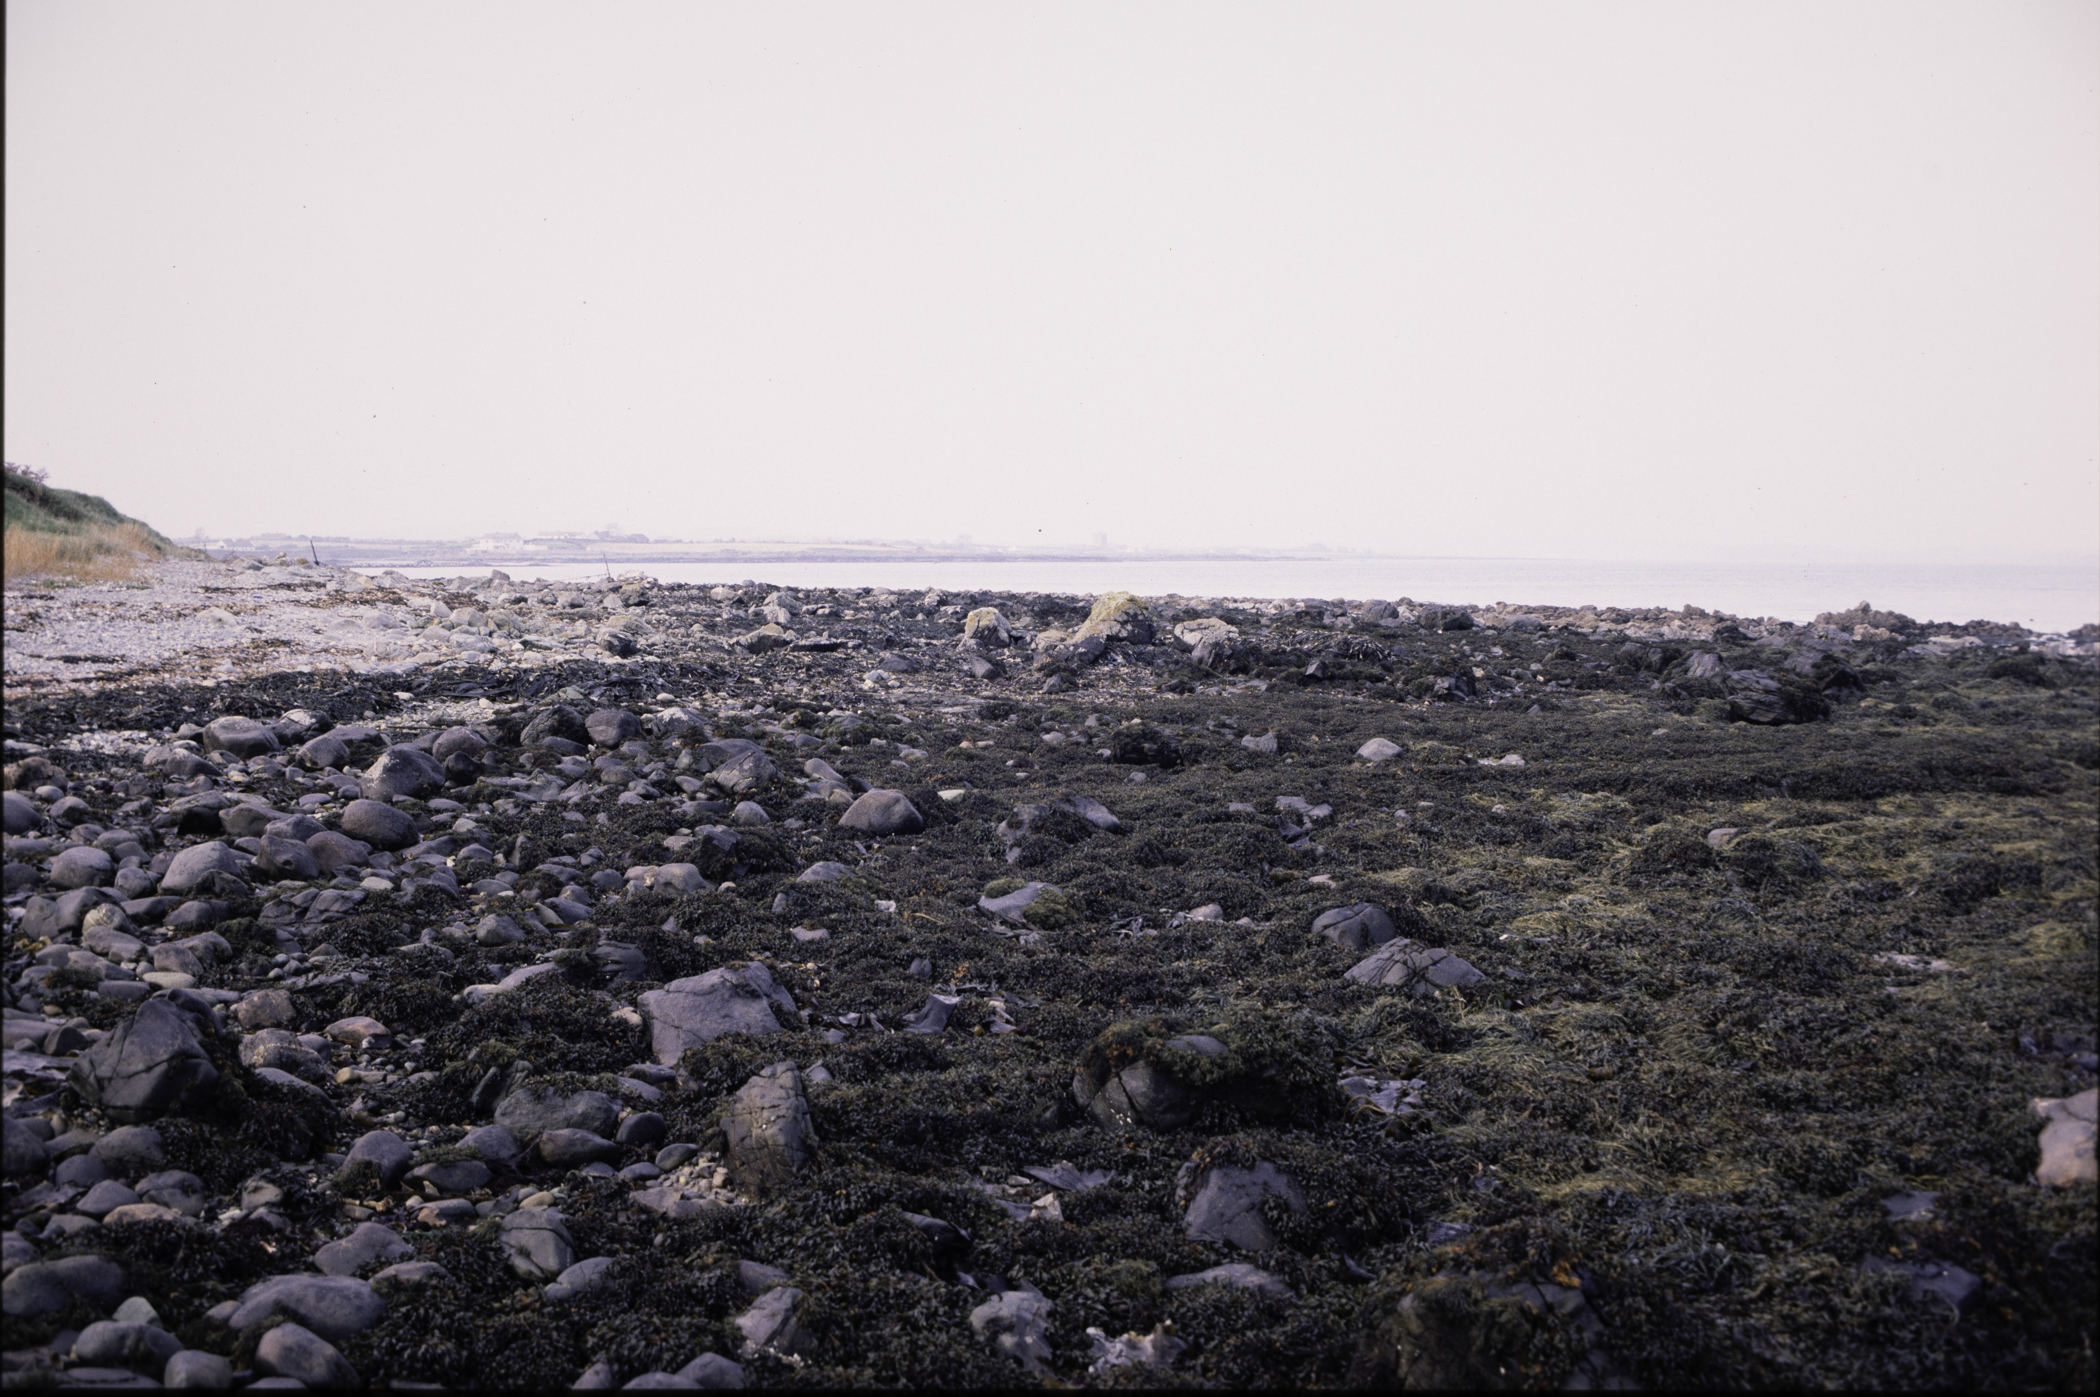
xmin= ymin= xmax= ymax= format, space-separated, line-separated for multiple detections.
xmin=5 ymin=1 xmax=2096 ymax=562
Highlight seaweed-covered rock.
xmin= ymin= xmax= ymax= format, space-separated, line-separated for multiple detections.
xmin=1344 ymin=941 xmax=1485 ymax=998
xmin=499 ymin=1207 xmax=576 ymax=1280
xmin=1350 ymin=1271 xmax=1616 ymax=1390
xmin=638 ymin=964 xmax=796 ymax=1064
xmin=735 ymin=1283 xmax=815 ymax=1358
xmin=837 ymin=789 xmax=925 ymax=836
xmin=1183 ymin=1160 xmax=1305 ymax=1249
xmin=1312 ymin=902 xmax=1399 ymax=950
xmin=724 ymin=1061 xmax=815 ymax=1191
xmin=68 ymin=999 xmax=220 ymax=1123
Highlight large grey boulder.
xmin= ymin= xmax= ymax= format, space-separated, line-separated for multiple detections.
xmin=2 ymin=1255 xmax=127 ymax=1317
xmin=49 ymin=846 xmax=115 ymax=890
xmin=203 ymin=716 xmax=281 ymax=760
xmin=734 ymin=1284 xmax=814 ymax=1358
xmin=359 ymin=745 xmax=445 ymax=802
xmin=158 ymin=842 xmax=244 ymax=897
xmin=638 ymin=964 xmax=795 ymax=1065
xmin=163 ymin=1350 xmax=234 ymax=1388
xmin=705 ymin=747 xmax=778 ymax=796
xmin=72 ymin=1320 xmax=182 ymax=1373
xmin=255 ymin=1322 xmax=359 ymax=1389
xmin=838 ymin=789 xmax=924 ymax=836
xmin=313 ymin=1221 xmax=414 ymax=1277
xmin=91 ymin=1125 xmax=165 ymax=1174
xmin=1344 ymin=941 xmax=1485 ymax=998
xmin=724 ymin=1061 xmax=816 ymax=1192
xmin=431 ymin=726 xmax=489 ymax=763
xmin=1311 ymin=903 xmax=1398 ymax=951
xmin=68 ymin=1000 xmax=219 ymax=1123
xmin=228 ymin=1275 xmax=386 ymax=1343
xmin=4 ymin=1115 xmax=48 ymax=1177
xmin=500 ymin=1207 xmax=576 ymax=1280
xmin=296 ymin=734 xmax=352 ymax=771
xmin=968 ymin=1284 xmax=1054 ymax=1375
xmin=1184 ymin=1161 xmax=1306 ymax=1250
xmin=254 ymin=835 xmax=321 ymax=881
xmin=585 ymin=709 xmax=641 ymax=746
xmin=340 ymin=798 xmax=417 ymax=849
xmin=344 ymin=1130 xmax=413 ymax=1189
xmin=2 ymin=790 xmax=39 ymax=835
xmin=522 ymin=705 xmax=589 ymax=747
xmin=494 ymin=1086 xmax=619 ymax=1142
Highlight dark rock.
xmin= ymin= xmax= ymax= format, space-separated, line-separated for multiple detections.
xmin=838 ymin=789 xmax=925 ymax=836
xmin=72 ymin=1319 xmax=182 ymax=1373
xmin=733 ymin=1283 xmax=814 ymax=1357
xmin=499 ymin=1207 xmax=575 ymax=1280
xmin=3 ymin=790 xmax=40 ymax=835
xmin=306 ymin=830 xmax=372 ymax=871
xmin=494 ymin=1086 xmax=619 ymax=1142
xmin=359 ymin=746 xmax=446 ymax=802
xmin=313 ymin=1221 xmax=414 ymax=1276
xmin=263 ymin=813 xmax=326 ymax=842
xmin=458 ymin=1124 xmax=525 ymax=1169
xmin=430 ymin=726 xmax=489 ymax=763
xmin=49 ymin=846 xmax=116 ymax=890
xmin=535 ymin=1128 xmax=623 ymax=1168
xmin=202 ymin=717 xmax=281 ymax=759
xmin=585 ymin=709 xmax=641 ymax=746
xmin=1344 ymin=941 xmax=1485 ymax=997
xmin=158 ymin=842 xmax=244 ymax=896
xmin=1184 ymin=1161 xmax=1305 ymax=1249
xmin=4 ymin=1115 xmax=46 ymax=1177
xmin=1311 ymin=903 xmax=1398 ymax=951
xmin=229 ymin=1275 xmax=386 ymax=1342
xmin=163 ymin=1350 xmax=234 ymax=1387
xmin=339 ymin=799 xmax=417 ymax=850
xmin=638 ymin=964 xmax=796 ymax=1064
xmin=523 ymin=705 xmax=589 ymax=748
xmin=405 ymin=1159 xmax=492 ymax=1195
xmin=2 ymin=1255 xmax=127 ymax=1317
xmin=69 ymin=1000 xmax=219 ymax=1123
xmin=617 ymin=1112 xmax=668 ymax=1148
xmin=724 ymin=1061 xmax=816 ymax=1191
xmin=255 ymin=1322 xmax=359 ymax=1388
xmin=255 ymin=835 xmax=321 ymax=881
xmin=91 ymin=1126 xmax=165 ymax=1175
xmin=344 ymin=1130 xmax=413 ymax=1189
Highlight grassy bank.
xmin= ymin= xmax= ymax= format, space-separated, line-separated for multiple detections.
xmin=2 ymin=462 xmax=188 ymax=581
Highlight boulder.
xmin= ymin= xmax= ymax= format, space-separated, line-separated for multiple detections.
xmin=585 ymin=709 xmax=641 ymax=746
xmin=91 ymin=1126 xmax=166 ymax=1175
xmin=968 ymin=1284 xmax=1054 ymax=1374
xmin=359 ymin=745 xmax=446 ymax=802
xmin=1311 ymin=903 xmax=1399 ymax=951
xmin=1073 ymin=591 xmax=1154 ymax=645
xmin=962 ymin=607 xmax=1013 ymax=646
xmin=307 ymin=830 xmax=373 ymax=871
xmin=638 ymin=964 xmax=795 ymax=1064
xmin=724 ymin=1061 xmax=816 ymax=1191
xmin=430 ymin=727 xmax=489 ymax=763
xmin=837 ymin=789 xmax=925 ymax=836
xmin=536 ymin=1128 xmax=623 ymax=1168
xmin=3 ymin=1116 xmax=46 ymax=1177
xmin=3 ymin=790 xmax=39 ymax=835
xmin=255 ymin=834 xmax=321 ymax=881
xmin=69 ymin=999 xmax=219 ymax=1123
xmin=494 ymin=1086 xmax=620 ymax=1142
xmin=344 ymin=1130 xmax=414 ymax=1189
xmin=2033 ymin=1087 xmax=2097 ymax=1187
xmin=339 ymin=799 xmax=418 ymax=850
xmin=499 ymin=1207 xmax=576 ymax=1280
xmin=522 ymin=705 xmax=589 ymax=747
xmin=2 ymin=1255 xmax=128 ymax=1317
xmin=295 ymin=734 xmax=351 ymax=771
xmin=312 ymin=1221 xmax=414 ymax=1277
xmin=163 ymin=1350 xmax=234 ymax=1388
xmin=1184 ymin=1161 xmax=1306 ymax=1250
xmin=49 ymin=846 xmax=116 ymax=890
xmin=405 ymin=1159 xmax=492 ymax=1195
xmin=202 ymin=717 xmax=281 ymax=760
xmin=458 ymin=1124 xmax=526 ymax=1169
xmin=1356 ymin=737 xmax=1402 ymax=763
xmin=158 ymin=842 xmax=244 ymax=897
xmin=228 ymin=1274 xmax=386 ymax=1343
xmin=255 ymin=1322 xmax=359 ymax=1389
xmin=1344 ymin=942 xmax=1485 ymax=998
xmin=734 ymin=1284 xmax=815 ymax=1358
xmin=72 ymin=1320 xmax=182 ymax=1373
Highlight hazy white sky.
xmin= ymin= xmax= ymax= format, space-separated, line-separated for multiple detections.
xmin=6 ymin=1 xmax=2096 ymax=559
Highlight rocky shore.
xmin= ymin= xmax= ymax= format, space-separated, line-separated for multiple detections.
xmin=3 ymin=559 xmax=2094 ymax=1389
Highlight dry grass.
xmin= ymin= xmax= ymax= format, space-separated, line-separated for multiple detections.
xmin=1 ymin=521 xmax=161 ymax=582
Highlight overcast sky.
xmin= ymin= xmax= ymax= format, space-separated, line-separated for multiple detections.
xmin=6 ymin=1 xmax=2095 ymax=560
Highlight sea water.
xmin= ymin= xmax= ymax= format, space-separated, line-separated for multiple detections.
xmin=374 ymin=556 xmax=2098 ymax=634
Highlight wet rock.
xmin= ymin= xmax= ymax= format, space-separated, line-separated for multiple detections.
xmin=458 ymin=1124 xmax=525 ymax=1169
xmin=255 ymin=1322 xmax=359 ymax=1388
xmin=49 ymin=845 xmax=116 ymax=890
xmin=494 ymin=1086 xmax=619 ymax=1142
xmin=522 ymin=705 xmax=589 ymax=748
xmin=1351 ymin=1271 xmax=1616 ymax=1388
xmin=724 ymin=1061 xmax=816 ymax=1191
xmin=1344 ymin=941 xmax=1486 ymax=997
xmin=228 ymin=1274 xmax=386 ymax=1343
xmin=1184 ymin=1160 xmax=1306 ymax=1249
xmin=343 ymin=1130 xmax=413 ymax=1189
xmin=360 ymin=745 xmax=446 ymax=802
xmin=68 ymin=999 xmax=219 ymax=1123
xmin=617 ymin=1112 xmax=668 ymax=1148
xmin=2 ymin=790 xmax=39 ymax=835
xmin=158 ymin=842 xmax=244 ymax=896
xmin=340 ymin=798 xmax=418 ymax=850
xmin=1862 ymin=1256 xmax=1983 ymax=1314
xmin=4 ymin=1116 xmax=45 ymax=1177
xmin=734 ymin=1284 xmax=814 ymax=1357
xmin=543 ymin=1255 xmax=614 ymax=1304
xmin=163 ymin=1350 xmax=233 ymax=1388
xmin=306 ymin=830 xmax=372 ymax=872
xmin=2033 ymin=1087 xmax=2097 ymax=1186
xmin=678 ymin=1352 xmax=747 ymax=1387
xmin=3 ymin=1255 xmax=127 ymax=1317
xmin=91 ymin=1126 xmax=165 ymax=1175
xmin=254 ymin=834 xmax=320 ymax=881
xmin=638 ymin=964 xmax=796 ymax=1063
xmin=78 ymin=1179 xmax=142 ymax=1217
xmin=1311 ymin=902 xmax=1399 ymax=950
xmin=968 ymin=1283 xmax=1054 ymax=1374
xmin=431 ymin=727 xmax=488 ymax=763
xmin=314 ymin=1221 xmax=414 ymax=1277
xmin=296 ymin=734 xmax=351 ymax=770
xmin=586 ymin=708 xmax=641 ymax=745
xmin=405 ymin=1159 xmax=491 ymax=1195
xmin=203 ymin=716 xmax=281 ymax=760
xmin=536 ymin=1128 xmax=623 ymax=1168
xmin=499 ymin=1206 xmax=576 ymax=1279
xmin=837 ymin=789 xmax=925 ymax=836
xmin=72 ymin=1319 xmax=182 ymax=1373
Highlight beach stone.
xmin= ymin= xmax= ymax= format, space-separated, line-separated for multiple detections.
xmin=837 ymin=789 xmax=924 ymax=836
xmin=431 ymin=727 xmax=489 ymax=763
xmin=500 ymin=1207 xmax=576 ymax=1280
xmin=639 ymin=964 xmax=795 ymax=1064
xmin=458 ymin=1124 xmax=525 ymax=1169
xmin=340 ymin=798 xmax=418 ymax=849
xmin=734 ymin=1284 xmax=814 ymax=1357
xmin=968 ymin=1285 xmax=1054 ymax=1374
xmin=254 ymin=835 xmax=321 ymax=881
xmin=371 ymin=1261 xmax=451 ymax=1288
xmin=72 ymin=1320 xmax=182 ymax=1373
xmin=796 ymin=861 xmax=852 ymax=883
xmin=2 ymin=790 xmax=38 ymax=835
xmin=228 ymin=1275 xmax=386 ymax=1342
xmin=617 ymin=1112 xmax=668 ymax=1148
xmin=962 ymin=607 xmax=1013 ymax=646
xmin=1312 ymin=903 xmax=1399 ymax=951
xmin=255 ymin=1322 xmax=358 ymax=1389
xmin=705 ymin=748 xmax=779 ymax=796
xmin=1356 ymin=737 xmax=1402 ymax=763
xmin=78 ymin=1179 xmax=142 ymax=1217
xmin=219 ymin=803 xmax=282 ymax=839
xmin=677 ymin=1353 xmax=747 ymax=1387
xmin=524 ymin=705 xmax=589 ymax=747
xmin=475 ymin=913 xmax=526 ymax=946
xmin=3 ymin=1255 xmax=128 ymax=1317
xmin=344 ymin=1130 xmax=413 ymax=1189
xmin=306 ymin=830 xmax=372 ymax=872
xmin=1165 ymin=1263 xmax=1294 ymax=1299
xmin=405 ymin=1159 xmax=491 ymax=1195
xmin=235 ymin=989 xmax=296 ymax=1030
xmin=50 ymin=846 xmax=116 ymax=890
xmin=360 ymin=745 xmax=446 ymax=802
xmin=586 ymin=709 xmax=641 ymax=746
xmin=69 ymin=1000 xmax=218 ymax=1123
xmin=724 ymin=1061 xmax=816 ymax=1191
xmin=295 ymin=734 xmax=351 ymax=770
xmin=4 ymin=1115 xmax=45 ymax=1177
xmin=91 ymin=1126 xmax=165 ymax=1175
xmin=2033 ymin=1087 xmax=2097 ymax=1186
xmin=1185 ymin=1161 xmax=1306 ymax=1250
xmin=163 ymin=1350 xmax=233 ymax=1388
xmin=158 ymin=842 xmax=244 ymax=896
xmin=136 ymin=1169 xmax=206 ymax=1215
xmin=536 ymin=1128 xmax=623 ymax=1168
xmin=1344 ymin=942 xmax=1485 ymax=997
xmin=543 ymin=1255 xmax=615 ymax=1305
xmin=203 ymin=717 xmax=281 ymax=759
xmin=314 ymin=1221 xmax=414 ymax=1276
xmin=495 ymin=1086 xmax=619 ymax=1142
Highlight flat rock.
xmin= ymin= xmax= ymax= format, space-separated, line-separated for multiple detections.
xmin=1185 ymin=1161 xmax=1305 ymax=1250
xmin=228 ymin=1275 xmax=386 ymax=1342
xmin=638 ymin=964 xmax=795 ymax=1064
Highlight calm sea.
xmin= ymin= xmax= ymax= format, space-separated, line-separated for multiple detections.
xmin=376 ymin=556 xmax=2098 ymax=635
